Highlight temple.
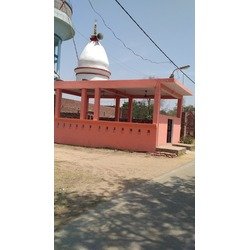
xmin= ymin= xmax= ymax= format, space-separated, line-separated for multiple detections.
xmin=54 ymin=24 xmax=192 ymax=152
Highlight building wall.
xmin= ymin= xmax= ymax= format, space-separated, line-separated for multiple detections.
xmin=171 ymin=116 xmax=181 ymax=143
xmin=157 ymin=115 xmax=181 ymax=146
xmin=157 ymin=115 xmax=168 ymax=146
xmin=55 ymin=118 xmax=157 ymax=152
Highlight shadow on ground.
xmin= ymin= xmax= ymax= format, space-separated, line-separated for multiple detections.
xmin=55 ymin=176 xmax=195 ymax=250
xmin=55 ymin=191 xmax=108 ymax=231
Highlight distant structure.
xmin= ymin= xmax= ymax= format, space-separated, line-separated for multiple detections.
xmin=75 ymin=22 xmax=111 ymax=81
xmin=54 ymin=0 xmax=75 ymax=79
xmin=60 ymin=98 xmax=115 ymax=120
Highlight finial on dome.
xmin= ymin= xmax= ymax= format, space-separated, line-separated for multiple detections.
xmin=93 ymin=20 xmax=97 ymax=36
xmin=90 ymin=20 xmax=103 ymax=42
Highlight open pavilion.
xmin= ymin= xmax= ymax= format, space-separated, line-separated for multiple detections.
xmin=54 ymin=77 xmax=192 ymax=152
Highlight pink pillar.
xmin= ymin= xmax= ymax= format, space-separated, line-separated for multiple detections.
xmin=86 ymin=97 xmax=89 ymax=118
xmin=153 ymin=83 xmax=161 ymax=124
xmin=80 ymin=89 xmax=88 ymax=119
xmin=128 ymin=97 xmax=133 ymax=122
xmin=86 ymin=97 xmax=89 ymax=119
xmin=115 ymin=97 xmax=120 ymax=121
xmin=55 ymin=89 xmax=62 ymax=118
xmin=93 ymin=88 xmax=100 ymax=121
xmin=177 ymin=98 xmax=183 ymax=118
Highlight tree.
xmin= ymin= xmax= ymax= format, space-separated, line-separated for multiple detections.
xmin=121 ymin=100 xmax=195 ymax=120
xmin=166 ymin=107 xmax=177 ymax=116
xmin=183 ymin=105 xmax=195 ymax=112
xmin=165 ymin=105 xmax=195 ymax=116
xmin=160 ymin=109 xmax=168 ymax=115
xmin=121 ymin=100 xmax=153 ymax=120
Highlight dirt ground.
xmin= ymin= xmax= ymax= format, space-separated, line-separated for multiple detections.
xmin=54 ymin=144 xmax=195 ymax=230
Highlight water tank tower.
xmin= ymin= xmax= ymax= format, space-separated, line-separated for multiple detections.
xmin=54 ymin=0 xmax=75 ymax=79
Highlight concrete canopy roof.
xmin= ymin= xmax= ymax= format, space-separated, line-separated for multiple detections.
xmin=54 ymin=78 xmax=192 ymax=99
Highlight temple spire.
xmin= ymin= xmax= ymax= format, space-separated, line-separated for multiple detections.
xmin=75 ymin=22 xmax=110 ymax=80
xmin=93 ymin=20 xmax=97 ymax=36
xmin=90 ymin=20 xmax=103 ymax=42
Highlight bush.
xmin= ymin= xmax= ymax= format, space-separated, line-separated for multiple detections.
xmin=180 ymin=135 xmax=194 ymax=144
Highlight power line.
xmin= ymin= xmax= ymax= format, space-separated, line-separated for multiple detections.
xmin=72 ymin=36 xmax=79 ymax=61
xmin=87 ymin=0 xmax=170 ymax=65
xmin=75 ymin=28 xmax=89 ymax=41
xmin=109 ymin=54 xmax=149 ymax=78
xmin=113 ymin=0 xmax=195 ymax=85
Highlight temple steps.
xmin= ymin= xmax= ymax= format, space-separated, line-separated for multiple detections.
xmin=156 ymin=144 xmax=186 ymax=156
xmin=172 ymin=143 xmax=195 ymax=151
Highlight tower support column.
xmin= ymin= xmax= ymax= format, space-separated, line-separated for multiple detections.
xmin=93 ymin=88 xmax=100 ymax=121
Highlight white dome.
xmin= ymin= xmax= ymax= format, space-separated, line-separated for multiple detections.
xmin=78 ymin=41 xmax=109 ymax=70
xmin=75 ymin=40 xmax=111 ymax=80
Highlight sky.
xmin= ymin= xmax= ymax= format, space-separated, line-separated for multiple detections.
xmin=59 ymin=0 xmax=195 ymax=109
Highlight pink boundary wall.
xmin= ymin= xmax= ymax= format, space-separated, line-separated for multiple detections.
xmin=55 ymin=118 xmax=157 ymax=152
xmin=157 ymin=114 xmax=181 ymax=146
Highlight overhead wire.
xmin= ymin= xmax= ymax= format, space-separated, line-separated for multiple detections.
xmin=176 ymin=70 xmax=180 ymax=80
xmin=113 ymin=0 xmax=195 ymax=84
xmin=72 ymin=36 xmax=79 ymax=61
xmin=87 ymin=0 xmax=170 ymax=65
xmin=109 ymin=54 xmax=149 ymax=78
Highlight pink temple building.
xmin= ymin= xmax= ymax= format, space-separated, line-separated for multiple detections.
xmin=54 ymin=24 xmax=192 ymax=152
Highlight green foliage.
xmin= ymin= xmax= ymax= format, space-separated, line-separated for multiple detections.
xmin=166 ymin=107 xmax=177 ymax=116
xmin=121 ymin=101 xmax=195 ymax=121
xmin=183 ymin=105 xmax=195 ymax=112
xmin=160 ymin=110 xmax=167 ymax=115
xmin=180 ymin=135 xmax=194 ymax=144
xmin=121 ymin=100 xmax=153 ymax=120
xmin=165 ymin=105 xmax=195 ymax=116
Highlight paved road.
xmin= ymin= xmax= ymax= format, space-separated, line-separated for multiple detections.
xmin=55 ymin=161 xmax=195 ymax=250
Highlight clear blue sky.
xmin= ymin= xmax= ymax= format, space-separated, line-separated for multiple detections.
xmin=60 ymin=0 xmax=195 ymax=109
